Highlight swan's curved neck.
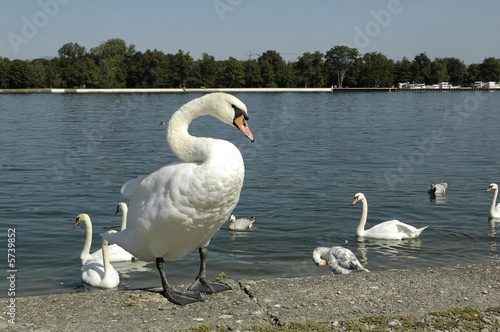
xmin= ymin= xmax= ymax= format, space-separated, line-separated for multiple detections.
xmin=167 ymin=99 xmax=213 ymax=163
xmin=357 ymin=199 xmax=368 ymax=236
xmin=120 ymin=207 xmax=127 ymax=231
xmin=490 ymin=188 xmax=498 ymax=215
xmin=81 ymin=219 xmax=93 ymax=261
xmin=101 ymin=239 xmax=111 ymax=275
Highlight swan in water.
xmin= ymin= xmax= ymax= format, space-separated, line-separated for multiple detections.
xmin=428 ymin=182 xmax=448 ymax=195
xmin=102 ymin=93 xmax=254 ymax=305
xmin=351 ymin=193 xmax=428 ymax=240
xmin=74 ymin=213 xmax=136 ymax=264
xmin=486 ymin=183 xmax=500 ymax=219
xmin=115 ymin=202 xmax=128 ymax=231
xmin=312 ymin=246 xmax=369 ymax=274
xmin=228 ymin=215 xmax=256 ymax=230
xmin=81 ymin=230 xmax=120 ymax=288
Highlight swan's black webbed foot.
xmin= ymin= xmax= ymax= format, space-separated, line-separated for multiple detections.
xmin=156 ymin=257 xmax=203 ymax=305
xmin=161 ymin=287 xmax=204 ymax=305
xmin=188 ymin=277 xmax=231 ymax=293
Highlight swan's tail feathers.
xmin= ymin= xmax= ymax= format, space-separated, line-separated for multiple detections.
xmin=312 ymin=247 xmax=329 ymax=267
xmin=415 ymin=225 xmax=429 ymax=237
xmin=121 ymin=175 xmax=147 ymax=196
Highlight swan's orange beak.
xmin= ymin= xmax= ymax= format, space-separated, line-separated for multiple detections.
xmin=234 ymin=115 xmax=254 ymax=142
xmin=323 ymin=261 xmax=328 ymax=266
xmin=352 ymin=197 xmax=359 ymax=205
xmin=73 ymin=217 xmax=81 ymax=228
xmin=486 ymin=186 xmax=493 ymax=192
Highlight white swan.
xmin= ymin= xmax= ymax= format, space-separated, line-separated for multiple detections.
xmin=115 ymin=202 xmax=128 ymax=231
xmin=428 ymin=182 xmax=448 ymax=195
xmin=228 ymin=215 xmax=256 ymax=230
xmin=102 ymin=93 xmax=254 ymax=305
xmin=352 ymin=193 xmax=428 ymax=240
xmin=486 ymin=183 xmax=500 ymax=219
xmin=73 ymin=213 xmax=135 ymax=264
xmin=81 ymin=230 xmax=120 ymax=288
xmin=312 ymin=246 xmax=369 ymax=274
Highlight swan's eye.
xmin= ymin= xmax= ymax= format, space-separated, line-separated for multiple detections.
xmin=232 ymin=105 xmax=249 ymax=120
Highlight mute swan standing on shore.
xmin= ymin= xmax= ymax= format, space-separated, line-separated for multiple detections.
xmin=486 ymin=183 xmax=500 ymax=219
xmin=351 ymin=193 xmax=428 ymax=240
xmin=73 ymin=213 xmax=135 ymax=264
xmin=228 ymin=215 xmax=256 ymax=230
xmin=81 ymin=229 xmax=120 ymax=288
xmin=102 ymin=93 xmax=254 ymax=305
xmin=312 ymin=246 xmax=369 ymax=274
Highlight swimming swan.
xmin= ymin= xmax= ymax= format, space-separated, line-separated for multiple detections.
xmin=228 ymin=215 xmax=256 ymax=230
xmin=352 ymin=193 xmax=428 ymax=240
xmin=81 ymin=230 xmax=120 ymax=288
xmin=115 ymin=202 xmax=128 ymax=231
xmin=312 ymin=246 xmax=369 ymax=274
xmin=486 ymin=183 xmax=500 ymax=219
xmin=428 ymin=182 xmax=448 ymax=195
xmin=74 ymin=213 xmax=135 ymax=264
xmin=102 ymin=93 xmax=254 ymax=305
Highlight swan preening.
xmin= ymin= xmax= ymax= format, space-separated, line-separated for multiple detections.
xmin=228 ymin=215 xmax=256 ymax=230
xmin=102 ymin=93 xmax=254 ymax=305
xmin=81 ymin=230 xmax=120 ymax=288
xmin=352 ymin=193 xmax=428 ymax=240
xmin=486 ymin=183 xmax=500 ymax=219
xmin=428 ymin=182 xmax=448 ymax=195
xmin=312 ymin=246 xmax=369 ymax=274
xmin=73 ymin=213 xmax=135 ymax=264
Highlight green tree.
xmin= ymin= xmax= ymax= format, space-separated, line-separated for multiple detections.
xmin=444 ymin=57 xmax=466 ymax=86
xmin=464 ymin=63 xmax=480 ymax=86
xmin=90 ymin=38 xmax=135 ymax=88
xmin=0 ymin=58 xmax=11 ymax=88
xmin=430 ymin=58 xmax=449 ymax=84
xmin=324 ymin=45 xmax=359 ymax=88
xmin=359 ymin=52 xmax=394 ymax=87
xmin=479 ymin=57 xmax=500 ymax=82
xmin=296 ymin=51 xmax=325 ymax=87
xmin=243 ymin=59 xmax=261 ymax=88
xmin=171 ymin=50 xmax=193 ymax=88
xmin=58 ymin=42 xmax=86 ymax=59
xmin=198 ymin=53 xmax=217 ymax=87
xmin=8 ymin=59 xmax=34 ymax=88
xmin=394 ymin=57 xmax=412 ymax=85
xmin=258 ymin=50 xmax=290 ymax=87
xmin=220 ymin=57 xmax=245 ymax=87
xmin=411 ymin=52 xmax=431 ymax=84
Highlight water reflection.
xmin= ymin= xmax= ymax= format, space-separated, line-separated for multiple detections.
xmin=429 ymin=193 xmax=447 ymax=204
xmin=355 ymin=237 xmax=423 ymax=266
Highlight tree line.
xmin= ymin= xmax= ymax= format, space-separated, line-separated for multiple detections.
xmin=1 ymin=38 xmax=500 ymax=89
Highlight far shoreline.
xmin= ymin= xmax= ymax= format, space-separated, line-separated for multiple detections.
xmin=2 ymin=87 xmax=500 ymax=94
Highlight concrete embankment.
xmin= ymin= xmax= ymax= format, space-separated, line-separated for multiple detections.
xmin=0 ymin=88 xmax=332 ymax=94
xmin=1 ymin=262 xmax=499 ymax=331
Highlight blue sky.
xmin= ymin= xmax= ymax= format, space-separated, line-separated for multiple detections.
xmin=2 ymin=0 xmax=499 ymax=64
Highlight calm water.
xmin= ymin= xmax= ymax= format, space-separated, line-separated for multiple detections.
xmin=1 ymin=91 xmax=499 ymax=297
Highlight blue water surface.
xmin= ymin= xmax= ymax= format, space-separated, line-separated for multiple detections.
xmin=0 ymin=91 xmax=499 ymax=297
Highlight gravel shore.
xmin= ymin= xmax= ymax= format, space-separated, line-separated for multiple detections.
xmin=1 ymin=262 xmax=499 ymax=331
